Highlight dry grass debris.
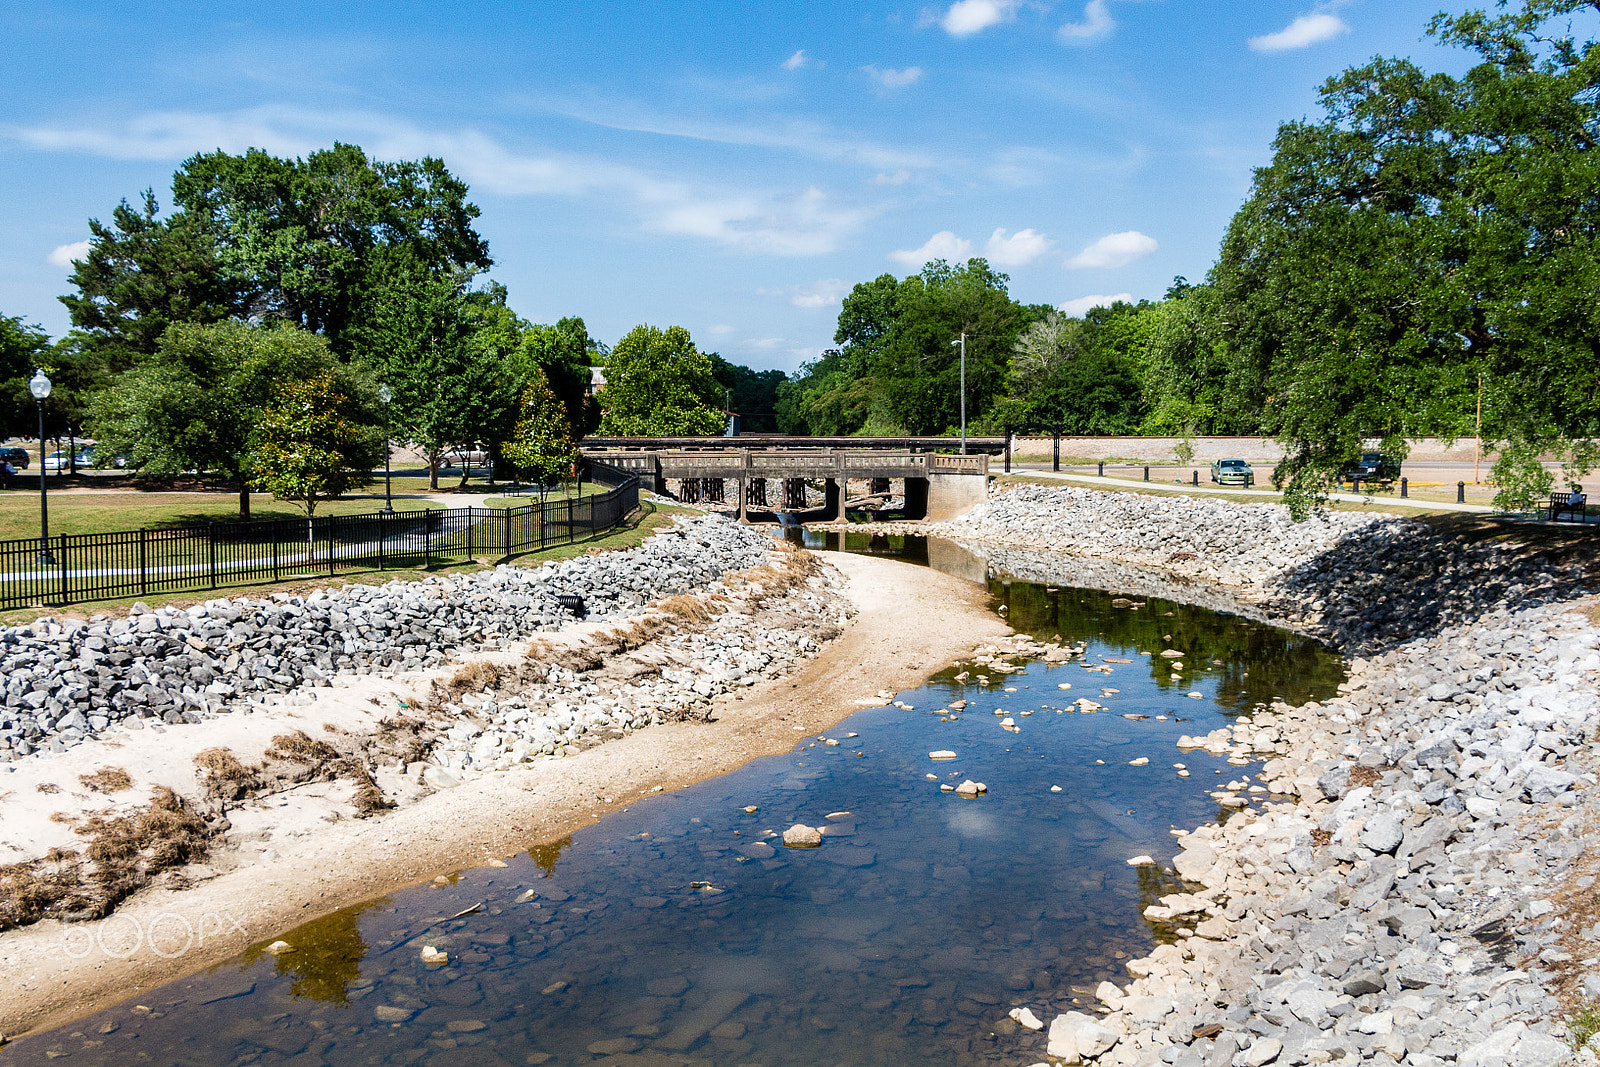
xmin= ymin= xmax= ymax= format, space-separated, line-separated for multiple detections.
xmin=79 ymin=767 xmax=133 ymax=794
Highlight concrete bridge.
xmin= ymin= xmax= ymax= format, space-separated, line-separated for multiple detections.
xmin=583 ymin=446 xmax=989 ymax=522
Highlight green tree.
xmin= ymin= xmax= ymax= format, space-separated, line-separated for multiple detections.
xmin=249 ymin=371 xmax=383 ymax=537
xmin=709 ymin=354 xmax=787 ymax=433
xmin=352 ymin=261 xmax=519 ymax=488
xmin=1207 ymin=0 xmax=1600 ymax=514
xmin=87 ymin=321 xmax=340 ymax=516
xmin=58 ymin=191 xmax=242 ymax=369
xmin=171 ymin=144 xmax=492 ymax=353
xmin=500 ymin=370 xmax=578 ymax=490
xmin=510 ymin=316 xmax=598 ymax=438
xmin=0 ymin=316 xmax=52 ymax=441
xmin=596 ymin=325 xmax=725 ymax=436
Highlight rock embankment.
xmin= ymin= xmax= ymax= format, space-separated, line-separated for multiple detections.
xmin=929 ymin=483 xmax=1590 ymax=656
xmin=944 ymin=484 xmax=1380 ymax=588
xmin=0 ymin=515 xmax=772 ymax=762
xmin=1049 ymin=602 xmax=1600 ymax=1066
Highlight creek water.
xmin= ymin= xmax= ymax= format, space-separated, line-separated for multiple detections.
xmin=5 ymin=536 xmax=1343 ymax=1067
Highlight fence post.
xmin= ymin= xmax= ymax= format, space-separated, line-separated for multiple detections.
xmin=424 ymin=511 xmax=432 ymax=569
xmin=58 ymin=535 xmax=68 ymax=603
xmin=327 ymin=516 xmax=336 ymax=578
xmin=466 ymin=507 xmax=474 ymax=561
xmin=504 ymin=505 xmax=512 ymax=555
xmin=568 ymin=496 xmax=575 ymax=544
xmin=139 ymin=527 xmax=148 ymax=597
xmin=379 ymin=511 xmax=386 ymax=571
xmin=273 ymin=522 xmax=280 ymax=583
xmin=208 ymin=522 xmax=217 ymax=590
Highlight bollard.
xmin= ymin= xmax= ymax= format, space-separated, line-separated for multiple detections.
xmin=1400 ymin=478 xmax=1408 ymax=499
xmin=1457 ymin=481 xmax=1465 ymax=503
xmin=1352 ymin=477 xmax=1360 ymax=494
xmin=1192 ymin=470 xmax=1199 ymax=486
xmin=1143 ymin=466 xmax=1149 ymax=482
xmin=1097 ymin=461 xmax=1104 ymax=477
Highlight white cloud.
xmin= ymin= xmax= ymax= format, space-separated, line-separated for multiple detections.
xmin=940 ymin=0 xmax=1018 ymax=36
xmin=708 ymin=323 xmax=735 ymax=334
xmin=6 ymin=107 xmax=874 ymax=257
xmin=1058 ymin=293 xmax=1133 ymax=316
xmin=1065 ymin=230 xmax=1158 ymax=269
xmin=1248 ymin=13 xmax=1350 ymax=51
xmin=745 ymin=337 xmax=786 ymax=349
xmin=1058 ymin=0 xmax=1114 ymax=41
xmin=873 ymin=169 xmax=914 ymax=185
xmin=862 ymin=65 xmax=923 ymax=88
xmin=47 ymin=239 xmax=91 ymax=268
xmin=889 ymin=231 xmax=973 ymax=266
xmin=983 ymin=227 xmax=1053 ymax=267
xmin=782 ymin=49 xmax=808 ymax=70
xmin=794 ymin=279 xmax=851 ymax=308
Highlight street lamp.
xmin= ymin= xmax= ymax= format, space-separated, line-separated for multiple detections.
xmin=29 ymin=370 xmax=54 ymax=564
xmin=377 ymin=384 xmax=394 ymax=514
xmin=951 ymin=333 xmax=967 ymax=455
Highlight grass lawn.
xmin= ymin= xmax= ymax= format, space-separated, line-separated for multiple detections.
xmin=0 ymin=497 xmax=704 ymax=626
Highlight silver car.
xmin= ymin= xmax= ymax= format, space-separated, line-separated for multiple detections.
xmin=1209 ymin=458 xmax=1255 ymax=486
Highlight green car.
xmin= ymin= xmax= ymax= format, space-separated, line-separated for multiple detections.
xmin=1210 ymin=458 xmax=1255 ymax=486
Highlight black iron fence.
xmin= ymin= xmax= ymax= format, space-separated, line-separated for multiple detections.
xmin=0 ymin=467 xmax=639 ymax=609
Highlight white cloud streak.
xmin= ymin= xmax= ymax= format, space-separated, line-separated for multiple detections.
xmin=1065 ymin=230 xmax=1157 ymax=269
xmin=1058 ymin=293 xmax=1133 ymax=316
xmin=983 ymin=227 xmax=1052 ymax=267
xmin=889 ymin=231 xmax=973 ymax=266
xmin=788 ymin=278 xmax=852 ymax=308
xmin=1248 ymin=13 xmax=1350 ymax=51
xmin=6 ymin=107 xmax=875 ymax=257
xmin=940 ymin=0 xmax=1018 ymax=36
xmin=1058 ymin=0 xmax=1115 ymax=41
xmin=782 ymin=49 xmax=808 ymax=70
xmin=47 ymin=239 xmax=91 ymax=268
xmin=862 ymin=65 xmax=923 ymax=88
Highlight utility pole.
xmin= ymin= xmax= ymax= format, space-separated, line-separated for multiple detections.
xmin=1474 ymin=374 xmax=1483 ymax=484
xmin=951 ymin=333 xmax=967 ymax=455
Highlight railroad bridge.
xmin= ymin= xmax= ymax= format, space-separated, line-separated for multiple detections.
xmin=582 ymin=444 xmax=989 ymax=522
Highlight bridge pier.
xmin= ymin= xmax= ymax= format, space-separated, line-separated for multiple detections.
xmin=824 ymin=478 xmax=844 ymax=522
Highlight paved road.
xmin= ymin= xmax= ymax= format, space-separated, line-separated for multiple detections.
xmin=1010 ymin=468 xmax=1500 ymax=514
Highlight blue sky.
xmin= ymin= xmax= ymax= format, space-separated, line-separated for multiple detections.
xmin=2 ymin=0 xmax=1469 ymax=372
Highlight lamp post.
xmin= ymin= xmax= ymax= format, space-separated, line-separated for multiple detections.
xmin=29 ymin=369 xmax=54 ymax=564
xmin=951 ymin=333 xmax=967 ymax=455
xmin=377 ymin=384 xmax=394 ymax=514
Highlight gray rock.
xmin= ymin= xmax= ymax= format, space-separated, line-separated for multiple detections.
xmin=1047 ymin=1011 xmax=1120 ymax=1061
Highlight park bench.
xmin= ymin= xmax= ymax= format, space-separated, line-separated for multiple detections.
xmin=1548 ymin=491 xmax=1588 ymax=522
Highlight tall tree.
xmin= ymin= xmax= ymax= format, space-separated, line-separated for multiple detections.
xmin=58 ymin=191 xmax=242 ymax=369
xmin=500 ymin=370 xmax=578 ymax=490
xmin=510 ymin=316 xmax=598 ymax=438
xmin=0 ymin=316 xmax=52 ymax=441
xmin=352 ymin=260 xmax=519 ymax=489
xmin=596 ymin=325 xmax=725 ymax=436
xmin=1208 ymin=0 xmax=1600 ymax=513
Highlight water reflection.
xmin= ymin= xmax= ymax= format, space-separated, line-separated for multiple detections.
xmin=4 ymin=574 xmax=1343 ymax=1067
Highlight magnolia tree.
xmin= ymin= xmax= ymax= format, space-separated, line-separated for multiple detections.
xmin=500 ymin=371 xmax=577 ymax=496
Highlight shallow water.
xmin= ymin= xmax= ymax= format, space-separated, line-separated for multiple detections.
xmin=4 ymin=551 xmax=1342 ymax=1067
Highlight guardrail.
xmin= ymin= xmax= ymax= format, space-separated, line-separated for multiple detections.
xmin=0 ymin=466 xmax=639 ymax=610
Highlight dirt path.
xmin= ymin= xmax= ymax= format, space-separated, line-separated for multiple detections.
xmin=0 ymin=552 xmax=1009 ymax=1041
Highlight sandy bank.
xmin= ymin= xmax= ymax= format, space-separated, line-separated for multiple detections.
xmin=0 ymin=551 xmax=1008 ymax=1041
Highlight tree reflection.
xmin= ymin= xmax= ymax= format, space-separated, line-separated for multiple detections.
xmin=235 ymin=898 xmax=387 ymax=1005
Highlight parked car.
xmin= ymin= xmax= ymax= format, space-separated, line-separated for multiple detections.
xmin=0 ymin=446 xmax=28 ymax=470
xmin=1341 ymin=451 xmax=1400 ymax=485
xmin=1209 ymin=458 xmax=1255 ymax=486
xmin=42 ymin=447 xmax=87 ymax=472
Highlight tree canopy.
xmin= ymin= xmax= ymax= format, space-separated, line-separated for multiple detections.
xmin=597 ymin=325 xmax=725 ymax=436
xmin=249 ymin=370 xmax=383 ymax=523
xmin=0 ymin=316 xmax=51 ymax=440
xmin=1202 ymin=0 xmax=1600 ymax=512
